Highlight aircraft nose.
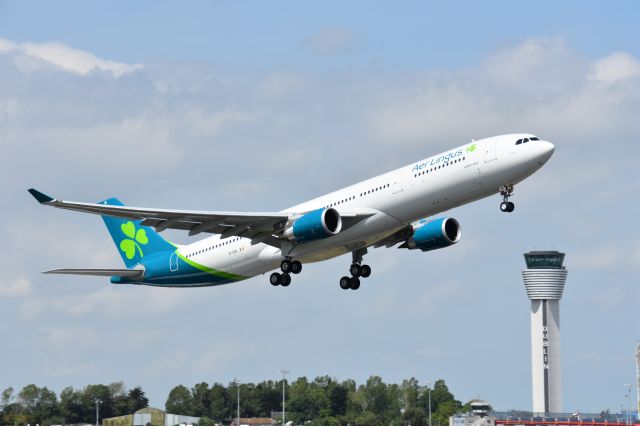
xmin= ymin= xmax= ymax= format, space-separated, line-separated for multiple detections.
xmin=538 ymin=140 xmax=555 ymax=163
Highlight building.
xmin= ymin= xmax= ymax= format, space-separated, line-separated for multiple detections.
xmin=450 ymin=401 xmax=496 ymax=426
xmin=229 ymin=418 xmax=274 ymax=426
xmin=103 ymin=407 xmax=200 ymax=426
xmin=521 ymin=251 xmax=568 ymax=415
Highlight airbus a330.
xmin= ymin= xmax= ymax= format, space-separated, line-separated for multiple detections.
xmin=29 ymin=134 xmax=553 ymax=290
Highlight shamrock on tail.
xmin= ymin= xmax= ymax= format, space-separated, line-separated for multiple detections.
xmin=119 ymin=221 xmax=149 ymax=260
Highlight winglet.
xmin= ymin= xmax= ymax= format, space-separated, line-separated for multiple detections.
xmin=28 ymin=188 xmax=55 ymax=204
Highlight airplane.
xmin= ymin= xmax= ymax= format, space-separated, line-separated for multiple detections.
xmin=28 ymin=133 xmax=554 ymax=290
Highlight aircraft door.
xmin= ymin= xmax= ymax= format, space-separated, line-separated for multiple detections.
xmin=484 ymin=140 xmax=497 ymax=163
xmin=170 ymin=252 xmax=179 ymax=272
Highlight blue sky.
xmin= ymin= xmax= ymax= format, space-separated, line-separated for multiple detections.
xmin=1 ymin=0 xmax=639 ymax=416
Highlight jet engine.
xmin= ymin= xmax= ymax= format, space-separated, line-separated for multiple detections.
xmin=403 ymin=217 xmax=461 ymax=251
xmin=284 ymin=208 xmax=342 ymax=242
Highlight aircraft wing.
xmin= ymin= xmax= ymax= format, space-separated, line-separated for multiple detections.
xmin=29 ymin=188 xmax=378 ymax=247
xmin=372 ymin=225 xmax=413 ymax=248
xmin=28 ymin=188 xmax=289 ymax=244
xmin=45 ymin=268 xmax=144 ymax=280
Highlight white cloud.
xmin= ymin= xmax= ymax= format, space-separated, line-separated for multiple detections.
xmin=572 ymin=243 xmax=640 ymax=270
xmin=0 ymin=38 xmax=141 ymax=77
xmin=0 ymin=274 xmax=31 ymax=297
xmin=305 ymin=27 xmax=357 ymax=54
xmin=589 ymin=51 xmax=640 ymax=83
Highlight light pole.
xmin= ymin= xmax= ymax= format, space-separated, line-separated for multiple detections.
xmin=280 ymin=369 xmax=289 ymax=426
xmin=625 ymin=384 xmax=632 ymax=426
xmin=95 ymin=399 xmax=102 ymax=426
xmin=426 ymin=382 xmax=432 ymax=426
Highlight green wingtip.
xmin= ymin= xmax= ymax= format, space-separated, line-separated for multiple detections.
xmin=28 ymin=188 xmax=55 ymax=204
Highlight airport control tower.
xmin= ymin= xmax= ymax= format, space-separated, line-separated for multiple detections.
xmin=522 ymin=251 xmax=568 ymax=415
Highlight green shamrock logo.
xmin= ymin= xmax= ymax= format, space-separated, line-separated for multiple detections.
xmin=119 ymin=221 xmax=149 ymax=260
xmin=466 ymin=143 xmax=477 ymax=153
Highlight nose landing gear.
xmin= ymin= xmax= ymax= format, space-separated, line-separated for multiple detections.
xmin=499 ymin=185 xmax=515 ymax=213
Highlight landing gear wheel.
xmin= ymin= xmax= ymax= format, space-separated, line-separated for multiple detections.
xmin=280 ymin=259 xmax=293 ymax=273
xmin=360 ymin=264 xmax=372 ymax=278
xmin=499 ymin=185 xmax=515 ymax=213
xmin=270 ymin=272 xmax=281 ymax=286
xmin=339 ymin=276 xmax=351 ymax=290
xmin=349 ymin=264 xmax=361 ymax=277
xmin=280 ymin=273 xmax=291 ymax=287
xmin=291 ymin=260 xmax=302 ymax=274
xmin=350 ymin=277 xmax=361 ymax=290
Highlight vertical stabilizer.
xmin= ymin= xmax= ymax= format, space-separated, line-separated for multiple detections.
xmin=99 ymin=198 xmax=175 ymax=268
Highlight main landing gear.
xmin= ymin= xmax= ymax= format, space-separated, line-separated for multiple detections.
xmin=270 ymin=258 xmax=302 ymax=287
xmin=499 ymin=185 xmax=515 ymax=213
xmin=339 ymin=248 xmax=372 ymax=290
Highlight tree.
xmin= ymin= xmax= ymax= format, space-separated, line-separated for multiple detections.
xmin=166 ymin=385 xmax=194 ymax=415
xmin=82 ymin=384 xmax=114 ymax=422
xmin=1 ymin=387 xmax=14 ymax=408
xmin=59 ymin=386 xmax=85 ymax=424
xmin=126 ymin=387 xmax=149 ymax=413
xmin=16 ymin=384 xmax=59 ymax=426
xmin=191 ymin=383 xmax=212 ymax=417
xmin=208 ymin=383 xmax=229 ymax=421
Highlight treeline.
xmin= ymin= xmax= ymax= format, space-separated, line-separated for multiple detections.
xmin=1 ymin=377 xmax=463 ymax=426
xmin=167 ymin=376 xmax=462 ymax=426
xmin=0 ymin=383 xmax=148 ymax=426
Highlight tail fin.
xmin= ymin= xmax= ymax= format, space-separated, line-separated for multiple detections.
xmin=99 ymin=198 xmax=175 ymax=268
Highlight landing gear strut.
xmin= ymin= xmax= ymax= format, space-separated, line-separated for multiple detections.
xmin=270 ymin=258 xmax=302 ymax=287
xmin=499 ymin=185 xmax=515 ymax=213
xmin=339 ymin=248 xmax=372 ymax=290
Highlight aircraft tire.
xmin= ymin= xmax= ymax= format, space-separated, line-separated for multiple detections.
xmin=349 ymin=264 xmax=361 ymax=277
xmin=507 ymin=202 xmax=515 ymax=212
xmin=360 ymin=264 xmax=371 ymax=278
xmin=339 ymin=276 xmax=351 ymax=290
xmin=291 ymin=260 xmax=302 ymax=274
xmin=281 ymin=259 xmax=293 ymax=273
xmin=500 ymin=202 xmax=509 ymax=212
xmin=270 ymin=272 xmax=281 ymax=286
xmin=280 ymin=273 xmax=291 ymax=287
xmin=350 ymin=277 xmax=361 ymax=290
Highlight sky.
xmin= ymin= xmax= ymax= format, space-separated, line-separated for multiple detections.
xmin=1 ymin=0 xmax=639 ymax=415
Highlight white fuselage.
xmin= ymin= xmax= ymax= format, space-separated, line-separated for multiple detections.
xmin=176 ymin=134 xmax=554 ymax=280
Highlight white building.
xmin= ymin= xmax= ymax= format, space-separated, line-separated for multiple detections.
xmin=521 ymin=251 xmax=568 ymax=415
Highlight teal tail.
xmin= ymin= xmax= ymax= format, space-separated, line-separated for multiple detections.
xmin=99 ymin=198 xmax=175 ymax=268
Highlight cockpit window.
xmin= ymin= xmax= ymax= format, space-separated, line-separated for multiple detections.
xmin=523 ymin=138 xmax=529 ymax=143
xmin=516 ymin=139 xmax=522 ymax=145
xmin=530 ymin=136 xmax=539 ymax=141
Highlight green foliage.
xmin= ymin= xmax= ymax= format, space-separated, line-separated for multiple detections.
xmin=165 ymin=385 xmax=194 ymax=416
xmin=1 ymin=377 xmax=463 ymax=426
xmin=196 ymin=416 xmax=215 ymax=426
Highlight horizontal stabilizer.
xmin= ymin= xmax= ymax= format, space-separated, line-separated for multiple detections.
xmin=44 ymin=268 xmax=144 ymax=280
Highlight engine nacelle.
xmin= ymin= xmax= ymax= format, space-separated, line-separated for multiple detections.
xmin=283 ymin=208 xmax=342 ymax=242
xmin=405 ymin=217 xmax=461 ymax=251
